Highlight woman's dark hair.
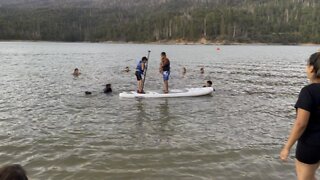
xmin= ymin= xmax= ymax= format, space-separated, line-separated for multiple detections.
xmin=0 ymin=164 xmax=28 ymax=180
xmin=161 ymin=52 xmax=166 ymax=56
xmin=308 ymin=52 xmax=320 ymax=78
xmin=142 ymin=56 xmax=148 ymax=61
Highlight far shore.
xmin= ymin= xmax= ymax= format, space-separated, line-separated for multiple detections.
xmin=0 ymin=39 xmax=319 ymax=46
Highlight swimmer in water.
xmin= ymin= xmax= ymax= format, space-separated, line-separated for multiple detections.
xmin=72 ymin=68 xmax=81 ymax=76
xmin=200 ymin=67 xmax=204 ymax=74
xmin=203 ymin=80 xmax=212 ymax=87
xmin=124 ymin=66 xmax=130 ymax=73
xmin=182 ymin=67 xmax=187 ymax=75
xmin=104 ymin=84 xmax=112 ymax=93
xmin=85 ymin=91 xmax=92 ymax=95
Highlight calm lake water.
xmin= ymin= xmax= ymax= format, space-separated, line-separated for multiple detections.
xmin=0 ymin=42 xmax=319 ymax=179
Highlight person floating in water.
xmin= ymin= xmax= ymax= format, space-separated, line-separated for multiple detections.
xmin=104 ymin=84 xmax=112 ymax=93
xmin=124 ymin=66 xmax=130 ymax=73
xmin=182 ymin=67 xmax=187 ymax=75
xmin=280 ymin=52 xmax=320 ymax=180
xmin=200 ymin=67 xmax=204 ymax=74
xmin=135 ymin=56 xmax=148 ymax=94
xmin=159 ymin=52 xmax=170 ymax=93
xmin=85 ymin=91 xmax=92 ymax=95
xmin=72 ymin=68 xmax=81 ymax=76
xmin=84 ymin=84 xmax=112 ymax=95
xmin=203 ymin=80 xmax=212 ymax=87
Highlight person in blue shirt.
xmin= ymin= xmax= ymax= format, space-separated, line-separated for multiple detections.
xmin=135 ymin=56 xmax=148 ymax=93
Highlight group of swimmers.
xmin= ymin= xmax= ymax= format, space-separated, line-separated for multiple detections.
xmin=72 ymin=51 xmax=212 ymax=95
xmin=5 ymin=53 xmax=320 ymax=180
xmin=72 ymin=68 xmax=112 ymax=95
xmin=182 ymin=67 xmax=205 ymax=75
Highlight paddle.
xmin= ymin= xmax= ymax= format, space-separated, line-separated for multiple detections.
xmin=141 ymin=50 xmax=151 ymax=92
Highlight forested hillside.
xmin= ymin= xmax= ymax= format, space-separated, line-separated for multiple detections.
xmin=0 ymin=0 xmax=319 ymax=43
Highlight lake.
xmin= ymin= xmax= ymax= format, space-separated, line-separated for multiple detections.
xmin=0 ymin=42 xmax=319 ymax=179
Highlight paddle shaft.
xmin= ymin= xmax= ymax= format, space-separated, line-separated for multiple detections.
xmin=141 ymin=50 xmax=151 ymax=92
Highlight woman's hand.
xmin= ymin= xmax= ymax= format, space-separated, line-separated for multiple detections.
xmin=280 ymin=147 xmax=290 ymax=162
xmin=279 ymin=109 xmax=310 ymax=162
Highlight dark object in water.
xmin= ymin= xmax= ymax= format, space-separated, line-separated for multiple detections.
xmin=104 ymin=84 xmax=112 ymax=93
xmin=85 ymin=91 xmax=92 ymax=95
xmin=203 ymin=80 xmax=212 ymax=87
xmin=124 ymin=66 xmax=130 ymax=72
xmin=0 ymin=164 xmax=28 ymax=180
xmin=136 ymin=90 xmax=145 ymax=94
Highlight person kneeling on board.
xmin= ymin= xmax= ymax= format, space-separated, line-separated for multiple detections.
xmin=135 ymin=56 xmax=148 ymax=94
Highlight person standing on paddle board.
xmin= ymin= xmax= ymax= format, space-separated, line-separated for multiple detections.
xmin=159 ymin=52 xmax=170 ymax=93
xmin=135 ymin=56 xmax=148 ymax=93
xmin=280 ymin=52 xmax=320 ymax=180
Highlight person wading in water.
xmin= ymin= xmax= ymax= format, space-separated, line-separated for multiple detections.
xmin=280 ymin=52 xmax=320 ymax=180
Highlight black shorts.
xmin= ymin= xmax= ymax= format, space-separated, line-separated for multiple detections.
xmin=296 ymin=141 xmax=320 ymax=164
xmin=135 ymin=71 xmax=142 ymax=81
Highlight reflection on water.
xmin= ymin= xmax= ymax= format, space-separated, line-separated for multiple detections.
xmin=0 ymin=42 xmax=319 ymax=179
xmin=131 ymin=99 xmax=173 ymax=147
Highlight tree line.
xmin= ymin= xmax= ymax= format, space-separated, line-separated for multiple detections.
xmin=0 ymin=0 xmax=319 ymax=44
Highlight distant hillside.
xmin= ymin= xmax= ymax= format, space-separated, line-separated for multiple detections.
xmin=0 ymin=0 xmax=180 ymax=9
xmin=0 ymin=0 xmax=319 ymax=43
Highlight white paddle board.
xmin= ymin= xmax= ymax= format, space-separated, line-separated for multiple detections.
xmin=119 ymin=87 xmax=214 ymax=98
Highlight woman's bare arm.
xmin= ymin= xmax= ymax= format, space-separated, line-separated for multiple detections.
xmin=280 ymin=108 xmax=310 ymax=161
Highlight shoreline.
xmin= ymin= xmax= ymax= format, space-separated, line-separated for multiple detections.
xmin=0 ymin=39 xmax=319 ymax=46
